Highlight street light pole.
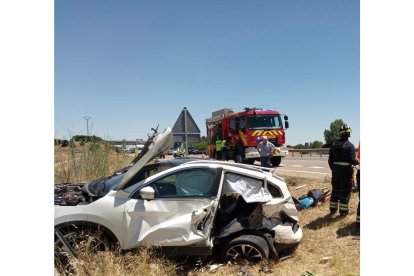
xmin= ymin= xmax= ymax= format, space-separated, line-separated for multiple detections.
xmin=83 ymin=116 xmax=91 ymax=136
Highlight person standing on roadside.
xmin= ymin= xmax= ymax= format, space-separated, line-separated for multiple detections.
xmin=257 ymin=136 xmax=276 ymax=167
xmin=328 ymin=125 xmax=359 ymax=216
xmin=221 ymin=138 xmax=228 ymax=161
xmin=215 ymin=136 xmax=222 ymax=160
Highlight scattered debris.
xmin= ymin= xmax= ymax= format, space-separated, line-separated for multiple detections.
xmin=237 ymin=266 xmax=253 ymax=276
xmin=301 ymin=271 xmax=316 ymax=276
xmin=279 ymin=254 xmax=293 ymax=261
xmin=319 ymin=256 xmax=332 ymax=264
xmin=294 ymin=184 xmax=307 ymax=190
xmin=294 ymin=188 xmax=331 ymax=210
xmin=208 ymin=264 xmax=223 ymax=273
xmin=259 ymin=266 xmax=273 ymax=274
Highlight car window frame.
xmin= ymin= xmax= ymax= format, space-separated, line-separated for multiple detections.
xmin=121 ymin=162 xmax=178 ymax=190
xmin=266 ymin=180 xmax=284 ymax=198
xmin=224 ymin=171 xmax=265 ymax=189
xmin=131 ymin=166 xmax=223 ymax=199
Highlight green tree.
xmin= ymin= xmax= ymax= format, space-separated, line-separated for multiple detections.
xmin=294 ymin=144 xmax=304 ymax=149
xmin=310 ymin=140 xmax=324 ymax=149
xmin=324 ymin=119 xmax=346 ymax=147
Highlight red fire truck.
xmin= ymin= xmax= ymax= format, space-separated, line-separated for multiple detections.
xmin=206 ymin=107 xmax=289 ymax=166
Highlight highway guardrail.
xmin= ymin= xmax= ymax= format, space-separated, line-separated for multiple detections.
xmin=287 ymin=148 xmax=330 ymax=157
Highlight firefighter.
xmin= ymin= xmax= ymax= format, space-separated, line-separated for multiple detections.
xmin=221 ymin=138 xmax=228 ymax=161
xmin=328 ymin=124 xmax=359 ymax=216
xmin=215 ymin=136 xmax=222 ymax=160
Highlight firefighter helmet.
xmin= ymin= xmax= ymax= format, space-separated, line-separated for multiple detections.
xmin=339 ymin=124 xmax=352 ymax=137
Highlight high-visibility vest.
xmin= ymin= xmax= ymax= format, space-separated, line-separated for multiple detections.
xmin=216 ymin=140 xmax=222 ymax=151
xmin=221 ymin=140 xmax=227 ymax=149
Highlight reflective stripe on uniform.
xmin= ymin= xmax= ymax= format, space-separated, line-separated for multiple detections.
xmin=339 ymin=203 xmax=349 ymax=211
xmin=330 ymin=201 xmax=338 ymax=208
xmin=333 ymin=162 xmax=351 ymax=166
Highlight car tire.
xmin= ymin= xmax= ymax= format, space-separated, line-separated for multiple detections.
xmin=220 ymin=235 xmax=270 ymax=262
xmin=54 ymin=228 xmax=111 ymax=274
xmin=54 ymin=227 xmax=111 ymax=258
xmin=271 ymin=156 xmax=282 ymax=167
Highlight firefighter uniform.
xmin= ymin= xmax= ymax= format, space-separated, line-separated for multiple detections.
xmin=221 ymin=139 xmax=228 ymax=161
xmin=215 ymin=138 xmax=222 ymax=160
xmin=328 ymin=125 xmax=359 ymax=216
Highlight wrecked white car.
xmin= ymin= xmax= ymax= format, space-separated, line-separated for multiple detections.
xmin=55 ymin=127 xmax=302 ymax=262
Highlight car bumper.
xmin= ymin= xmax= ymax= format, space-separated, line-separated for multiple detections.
xmin=272 ymin=222 xmax=302 ymax=244
xmin=244 ymin=147 xmax=288 ymax=159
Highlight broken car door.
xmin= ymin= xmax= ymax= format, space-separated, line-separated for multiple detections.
xmin=123 ymin=167 xmax=222 ymax=249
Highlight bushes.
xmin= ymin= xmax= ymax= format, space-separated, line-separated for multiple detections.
xmin=71 ymin=135 xmax=103 ymax=143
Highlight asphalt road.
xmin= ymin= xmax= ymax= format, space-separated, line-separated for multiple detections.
xmin=159 ymin=153 xmax=331 ymax=180
xmin=275 ymin=155 xmax=331 ymax=180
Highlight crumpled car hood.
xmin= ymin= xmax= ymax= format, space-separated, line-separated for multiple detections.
xmin=114 ymin=127 xmax=173 ymax=190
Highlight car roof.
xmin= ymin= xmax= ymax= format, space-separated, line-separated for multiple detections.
xmin=184 ymin=159 xmax=272 ymax=172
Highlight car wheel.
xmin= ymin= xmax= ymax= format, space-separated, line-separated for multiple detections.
xmin=55 ymin=227 xmax=111 ymax=259
xmin=54 ymin=227 xmax=111 ymax=274
xmin=220 ymin=235 xmax=269 ymax=262
xmin=271 ymin=156 xmax=282 ymax=167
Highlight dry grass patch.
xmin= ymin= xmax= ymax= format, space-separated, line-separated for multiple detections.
xmin=54 ymin=157 xmax=360 ymax=275
xmin=54 ymin=143 xmax=133 ymax=183
xmin=57 ymin=248 xmax=177 ymax=276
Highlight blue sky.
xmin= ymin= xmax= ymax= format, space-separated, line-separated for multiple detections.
xmin=55 ymin=0 xmax=360 ymax=145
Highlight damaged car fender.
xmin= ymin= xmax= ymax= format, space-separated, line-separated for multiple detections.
xmin=55 ymin=189 xmax=130 ymax=245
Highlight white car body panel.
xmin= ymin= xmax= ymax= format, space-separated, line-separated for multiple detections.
xmin=55 ymin=189 xmax=130 ymax=244
xmin=123 ymin=198 xmax=216 ymax=248
xmin=55 ymin=128 xmax=302 ymax=256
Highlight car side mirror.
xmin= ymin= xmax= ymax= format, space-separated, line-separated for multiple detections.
xmin=140 ymin=186 xmax=155 ymax=200
xmin=284 ymin=115 xmax=288 ymax=120
xmin=284 ymin=121 xmax=289 ymax=129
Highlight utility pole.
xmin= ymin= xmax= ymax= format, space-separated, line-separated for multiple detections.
xmin=83 ymin=116 xmax=91 ymax=136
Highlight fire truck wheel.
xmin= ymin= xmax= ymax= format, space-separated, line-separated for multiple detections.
xmin=271 ymin=156 xmax=282 ymax=167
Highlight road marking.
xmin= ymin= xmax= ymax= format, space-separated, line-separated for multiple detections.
xmin=309 ymin=166 xmax=325 ymax=169
xmin=292 ymin=165 xmax=304 ymax=167
xmin=276 ymin=169 xmax=331 ymax=175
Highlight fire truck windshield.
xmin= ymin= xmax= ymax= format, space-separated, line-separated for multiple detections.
xmin=247 ymin=114 xmax=283 ymax=130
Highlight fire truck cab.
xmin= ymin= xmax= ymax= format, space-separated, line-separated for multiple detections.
xmin=206 ymin=108 xmax=289 ymax=167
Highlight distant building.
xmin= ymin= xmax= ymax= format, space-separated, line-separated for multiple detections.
xmin=172 ymin=107 xmax=201 ymax=148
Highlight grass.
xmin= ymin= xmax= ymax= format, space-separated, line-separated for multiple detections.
xmin=54 ymin=142 xmax=133 ymax=183
xmin=54 ymin=147 xmax=360 ymax=275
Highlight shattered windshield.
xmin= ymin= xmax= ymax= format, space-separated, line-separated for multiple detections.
xmin=247 ymin=114 xmax=282 ymax=130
